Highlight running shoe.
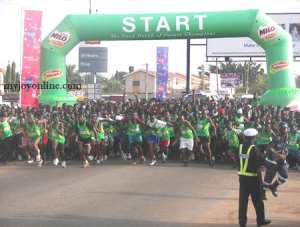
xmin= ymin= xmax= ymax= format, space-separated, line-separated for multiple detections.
xmin=37 ymin=159 xmax=43 ymax=167
xmin=149 ymin=159 xmax=157 ymax=166
xmin=162 ymin=153 xmax=167 ymax=163
xmin=61 ymin=161 xmax=66 ymax=168
xmin=83 ymin=160 xmax=90 ymax=168
xmin=27 ymin=159 xmax=34 ymax=164
xmin=36 ymin=155 xmax=41 ymax=162
xmin=53 ymin=158 xmax=59 ymax=166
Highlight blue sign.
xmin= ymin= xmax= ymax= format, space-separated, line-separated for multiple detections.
xmin=156 ymin=47 xmax=168 ymax=100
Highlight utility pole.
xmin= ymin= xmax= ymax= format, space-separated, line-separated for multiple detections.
xmin=89 ymin=0 xmax=92 ymax=14
xmin=145 ymin=63 xmax=148 ymax=100
xmin=216 ymin=58 xmax=219 ymax=94
xmin=186 ymin=38 xmax=191 ymax=94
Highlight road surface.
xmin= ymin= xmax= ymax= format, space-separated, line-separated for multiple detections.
xmin=0 ymin=160 xmax=299 ymax=227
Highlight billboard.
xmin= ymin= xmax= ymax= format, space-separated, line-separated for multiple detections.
xmin=21 ymin=10 xmax=42 ymax=109
xmin=79 ymin=47 xmax=107 ymax=73
xmin=220 ymin=73 xmax=241 ymax=88
xmin=156 ymin=47 xmax=168 ymax=100
xmin=207 ymin=13 xmax=300 ymax=57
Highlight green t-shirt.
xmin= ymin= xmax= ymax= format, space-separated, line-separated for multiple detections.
xmin=159 ymin=127 xmax=171 ymax=141
xmin=56 ymin=133 xmax=65 ymax=144
xmin=235 ymin=116 xmax=244 ymax=133
xmin=48 ymin=121 xmax=59 ymax=140
xmin=96 ymin=121 xmax=105 ymax=141
xmin=288 ymin=132 xmax=299 ymax=151
xmin=180 ymin=124 xmax=193 ymax=139
xmin=77 ymin=121 xmax=91 ymax=139
xmin=127 ymin=122 xmax=142 ymax=136
xmin=10 ymin=118 xmax=21 ymax=135
xmin=0 ymin=121 xmax=13 ymax=140
xmin=256 ymin=131 xmax=273 ymax=145
xmin=195 ymin=118 xmax=210 ymax=137
xmin=26 ymin=124 xmax=40 ymax=140
xmin=167 ymin=126 xmax=175 ymax=138
xmin=225 ymin=128 xmax=239 ymax=149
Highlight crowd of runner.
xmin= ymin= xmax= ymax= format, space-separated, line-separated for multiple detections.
xmin=0 ymin=95 xmax=299 ymax=171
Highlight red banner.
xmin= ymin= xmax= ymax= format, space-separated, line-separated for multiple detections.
xmin=21 ymin=10 xmax=42 ymax=109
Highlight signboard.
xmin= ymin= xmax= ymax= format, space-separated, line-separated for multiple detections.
xmin=207 ymin=13 xmax=300 ymax=57
xmin=156 ymin=47 xmax=168 ymax=100
xmin=220 ymin=72 xmax=241 ymax=88
xmin=21 ymin=10 xmax=42 ymax=108
xmin=79 ymin=47 xmax=107 ymax=72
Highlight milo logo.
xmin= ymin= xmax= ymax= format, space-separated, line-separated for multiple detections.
xmin=43 ymin=70 xmax=62 ymax=81
xmin=49 ymin=30 xmax=70 ymax=47
xmin=270 ymin=61 xmax=289 ymax=74
xmin=258 ymin=25 xmax=277 ymax=40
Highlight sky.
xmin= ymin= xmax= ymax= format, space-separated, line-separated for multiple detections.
xmin=0 ymin=0 xmax=300 ymax=77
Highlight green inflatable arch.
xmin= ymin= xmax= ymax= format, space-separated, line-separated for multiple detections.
xmin=40 ymin=9 xmax=300 ymax=106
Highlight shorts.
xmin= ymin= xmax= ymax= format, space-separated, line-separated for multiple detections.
xmin=198 ymin=136 xmax=210 ymax=143
xmin=160 ymin=140 xmax=170 ymax=148
xmin=128 ymin=135 xmax=143 ymax=144
xmin=22 ymin=136 xmax=30 ymax=147
xmin=146 ymin=135 xmax=160 ymax=144
xmin=179 ymin=137 xmax=194 ymax=151
xmin=78 ymin=137 xmax=92 ymax=145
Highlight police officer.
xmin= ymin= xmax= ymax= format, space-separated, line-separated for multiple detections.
xmin=263 ymin=122 xmax=289 ymax=197
xmin=238 ymin=128 xmax=271 ymax=227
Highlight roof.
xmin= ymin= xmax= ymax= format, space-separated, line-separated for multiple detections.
xmin=123 ymin=69 xmax=205 ymax=81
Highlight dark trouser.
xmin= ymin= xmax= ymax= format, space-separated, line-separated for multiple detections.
xmin=239 ymin=176 xmax=265 ymax=226
xmin=264 ymin=160 xmax=288 ymax=187
xmin=56 ymin=143 xmax=65 ymax=161
xmin=12 ymin=133 xmax=23 ymax=160
xmin=0 ymin=137 xmax=12 ymax=162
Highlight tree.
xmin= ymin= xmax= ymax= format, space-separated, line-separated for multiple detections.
xmin=102 ymin=79 xmax=122 ymax=94
xmin=5 ymin=63 xmax=11 ymax=84
xmin=112 ymin=70 xmax=128 ymax=82
xmin=249 ymin=73 xmax=268 ymax=95
xmin=11 ymin=62 xmax=16 ymax=84
xmin=66 ymin=64 xmax=82 ymax=86
xmin=208 ymin=61 xmax=263 ymax=92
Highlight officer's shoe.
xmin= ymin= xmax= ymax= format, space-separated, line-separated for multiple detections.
xmin=257 ymin=219 xmax=271 ymax=226
xmin=261 ymin=190 xmax=267 ymax=201
xmin=270 ymin=185 xmax=278 ymax=197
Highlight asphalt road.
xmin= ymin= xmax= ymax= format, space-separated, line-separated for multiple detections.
xmin=0 ymin=160 xmax=299 ymax=227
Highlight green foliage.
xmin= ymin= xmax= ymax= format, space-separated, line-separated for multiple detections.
xmin=208 ymin=61 xmax=264 ymax=94
xmin=11 ymin=62 xmax=16 ymax=84
xmin=5 ymin=63 xmax=11 ymax=84
xmin=4 ymin=62 xmax=19 ymax=92
xmin=66 ymin=64 xmax=83 ymax=89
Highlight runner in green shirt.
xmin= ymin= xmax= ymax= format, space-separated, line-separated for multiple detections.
xmin=76 ymin=113 xmax=93 ymax=168
xmin=172 ymin=113 xmax=198 ymax=166
xmin=224 ymin=121 xmax=240 ymax=168
xmin=26 ymin=113 xmax=43 ymax=167
xmin=193 ymin=110 xmax=216 ymax=167
xmin=0 ymin=112 xmax=13 ymax=163
xmin=288 ymin=125 xmax=300 ymax=169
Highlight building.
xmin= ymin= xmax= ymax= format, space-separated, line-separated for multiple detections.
xmin=123 ymin=69 xmax=210 ymax=99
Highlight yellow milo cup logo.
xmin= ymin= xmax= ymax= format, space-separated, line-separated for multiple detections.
xmin=270 ymin=61 xmax=289 ymax=74
xmin=43 ymin=70 xmax=62 ymax=81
